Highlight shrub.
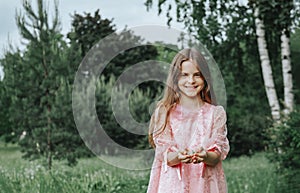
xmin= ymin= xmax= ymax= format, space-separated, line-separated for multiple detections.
xmin=268 ymin=106 xmax=300 ymax=193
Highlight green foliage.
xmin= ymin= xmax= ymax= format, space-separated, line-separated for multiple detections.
xmin=68 ymin=9 xmax=159 ymax=81
xmin=105 ymin=44 xmax=159 ymax=84
xmin=227 ymin=95 xmax=272 ymax=156
xmin=67 ymin=9 xmax=160 ymax=93
xmin=73 ymin=75 xmax=157 ymax=154
xmin=267 ymin=106 xmax=300 ymax=193
xmin=0 ymin=80 xmax=14 ymax=143
xmin=154 ymin=42 xmax=178 ymax=63
xmin=254 ymin=0 xmax=300 ymax=31
xmin=0 ymin=0 xmax=88 ymax=169
xmin=67 ymin=9 xmax=115 ymax=57
xmin=0 ymin=50 xmax=24 ymax=143
xmin=291 ymin=29 xmax=300 ymax=104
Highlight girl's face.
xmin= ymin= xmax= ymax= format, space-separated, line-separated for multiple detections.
xmin=177 ymin=60 xmax=205 ymax=100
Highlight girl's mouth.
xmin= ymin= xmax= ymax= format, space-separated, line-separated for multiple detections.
xmin=185 ymin=86 xmax=198 ymax=89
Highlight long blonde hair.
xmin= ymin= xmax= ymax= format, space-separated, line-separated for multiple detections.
xmin=148 ymin=48 xmax=215 ymax=148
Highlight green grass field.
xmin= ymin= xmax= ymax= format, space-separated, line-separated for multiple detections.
xmin=0 ymin=143 xmax=279 ymax=193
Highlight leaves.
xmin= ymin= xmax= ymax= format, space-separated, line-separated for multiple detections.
xmin=268 ymin=106 xmax=300 ymax=192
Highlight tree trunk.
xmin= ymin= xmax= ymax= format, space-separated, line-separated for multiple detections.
xmin=281 ymin=29 xmax=294 ymax=115
xmin=254 ymin=7 xmax=281 ymax=121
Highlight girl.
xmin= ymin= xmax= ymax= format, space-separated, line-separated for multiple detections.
xmin=147 ymin=48 xmax=230 ymax=193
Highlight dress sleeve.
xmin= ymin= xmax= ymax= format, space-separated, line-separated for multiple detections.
xmin=208 ymin=106 xmax=230 ymax=160
xmin=152 ymin=106 xmax=178 ymax=163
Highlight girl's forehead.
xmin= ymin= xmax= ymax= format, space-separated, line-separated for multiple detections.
xmin=180 ymin=60 xmax=200 ymax=72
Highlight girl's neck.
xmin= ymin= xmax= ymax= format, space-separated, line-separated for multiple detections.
xmin=179 ymin=96 xmax=204 ymax=110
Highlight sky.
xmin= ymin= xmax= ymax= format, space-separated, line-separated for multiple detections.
xmin=0 ymin=0 xmax=185 ymax=79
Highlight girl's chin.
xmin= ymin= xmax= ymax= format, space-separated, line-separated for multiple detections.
xmin=181 ymin=92 xmax=200 ymax=98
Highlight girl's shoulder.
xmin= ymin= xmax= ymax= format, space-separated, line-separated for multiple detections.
xmin=205 ymin=103 xmax=225 ymax=111
xmin=206 ymin=104 xmax=227 ymax=122
xmin=204 ymin=103 xmax=226 ymax=116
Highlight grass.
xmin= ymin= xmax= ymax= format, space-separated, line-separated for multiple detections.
xmin=0 ymin=142 xmax=279 ymax=193
xmin=224 ymin=154 xmax=277 ymax=193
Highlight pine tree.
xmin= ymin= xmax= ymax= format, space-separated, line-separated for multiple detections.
xmin=2 ymin=0 xmax=86 ymax=169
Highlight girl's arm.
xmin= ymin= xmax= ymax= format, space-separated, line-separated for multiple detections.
xmin=167 ymin=152 xmax=181 ymax=166
xmin=197 ymin=105 xmax=229 ymax=166
xmin=202 ymin=151 xmax=220 ymax=166
xmin=191 ymin=149 xmax=220 ymax=166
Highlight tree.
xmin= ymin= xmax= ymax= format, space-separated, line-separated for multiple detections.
xmin=250 ymin=0 xmax=299 ymax=120
xmin=1 ymin=0 xmax=86 ymax=169
xmin=67 ymin=9 xmax=115 ymax=57
xmin=253 ymin=4 xmax=281 ymax=121
xmin=274 ymin=1 xmax=297 ymax=116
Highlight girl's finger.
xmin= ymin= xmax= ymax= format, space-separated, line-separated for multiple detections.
xmin=181 ymin=158 xmax=191 ymax=163
xmin=178 ymin=153 xmax=189 ymax=160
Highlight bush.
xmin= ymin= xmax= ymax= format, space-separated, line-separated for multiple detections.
xmin=268 ymin=106 xmax=300 ymax=193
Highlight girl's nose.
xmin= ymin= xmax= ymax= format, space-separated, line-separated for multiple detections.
xmin=188 ymin=75 xmax=195 ymax=83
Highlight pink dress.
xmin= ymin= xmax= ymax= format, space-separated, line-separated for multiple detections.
xmin=147 ymin=103 xmax=230 ymax=193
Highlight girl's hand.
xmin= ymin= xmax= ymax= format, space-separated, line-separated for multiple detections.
xmin=191 ymin=147 xmax=208 ymax=164
xmin=177 ymin=149 xmax=193 ymax=163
